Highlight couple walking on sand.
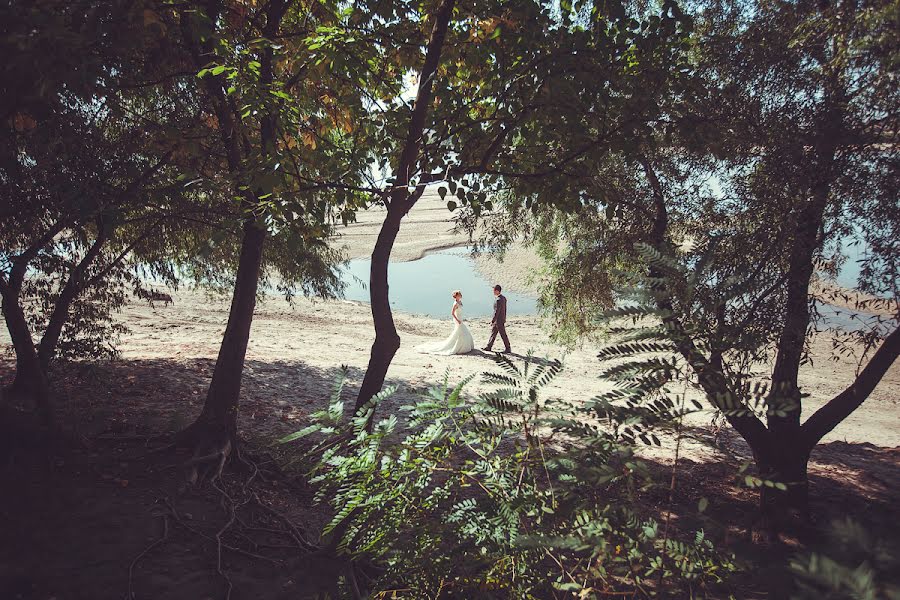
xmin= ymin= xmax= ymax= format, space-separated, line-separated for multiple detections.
xmin=416 ymin=285 xmax=511 ymax=356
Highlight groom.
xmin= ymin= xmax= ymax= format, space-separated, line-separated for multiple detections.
xmin=483 ymin=284 xmax=511 ymax=354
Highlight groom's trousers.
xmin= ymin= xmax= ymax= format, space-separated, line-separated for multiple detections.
xmin=487 ymin=322 xmax=511 ymax=352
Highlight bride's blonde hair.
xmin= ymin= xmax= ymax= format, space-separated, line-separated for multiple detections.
xmin=452 ymin=290 xmax=462 ymax=301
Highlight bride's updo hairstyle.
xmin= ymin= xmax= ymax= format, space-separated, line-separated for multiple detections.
xmin=452 ymin=290 xmax=462 ymax=301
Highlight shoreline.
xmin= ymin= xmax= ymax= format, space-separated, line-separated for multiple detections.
xmin=333 ymin=192 xmax=896 ymax=318
xmin=21 ymin=288 xmax=900 ymax=448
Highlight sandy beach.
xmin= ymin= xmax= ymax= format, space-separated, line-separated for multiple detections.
xmin=3 ymin=191 xmax=898 ymax=452
xmin=333 ymin=187 xmax=545 ymax=296
xmin=2 ymin=189 xmax=898 ymax=600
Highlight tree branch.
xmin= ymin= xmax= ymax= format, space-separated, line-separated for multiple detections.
xmin=7 ymin=217 xmax=70 ymax=292
xmin=38 ymin=216 xmax=111 ymax=368
xmin=639 ymin=154 xmax=773 ymax=455
xmin=802 ymin=326 xmax=900 ymax=448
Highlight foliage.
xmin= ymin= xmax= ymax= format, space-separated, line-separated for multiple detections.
xmin=464 ymin=0 xmax=900 ymax=521
xmin=281 ymin=355 xmax=736 ymax=598
xmin=790 ymin=518 xmax=900 ymax=600
xmin=21 ymin=256 xmax=130 ymax=363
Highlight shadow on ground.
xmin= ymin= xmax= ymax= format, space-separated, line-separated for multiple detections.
xmin=1 ymin=357 xmax=898 ymax=599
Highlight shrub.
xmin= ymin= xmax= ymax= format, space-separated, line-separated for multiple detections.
xmin=790 ymin=518 xmax=900 ymax=600
xmin=280 ymin=354 xmax=737 ymax=598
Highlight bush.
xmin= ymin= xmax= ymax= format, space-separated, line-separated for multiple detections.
xmin=280 ymin=354 xmax=737 ymax=598
xmin=790 ymin=518 xmax=900 ymax=600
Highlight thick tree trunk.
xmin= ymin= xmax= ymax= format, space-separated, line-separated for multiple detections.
xmin=182 ymin=220 xmax=266 ymax=443
xmin=1 ymin=286 xmax=53 ymax=427
xmin=761 ymin=82 xmax=839 ymax=517
xmin=757 ymin=441 xmax=812 ymax=516
xmin=175 ymin=2 xmax=282 ymax=464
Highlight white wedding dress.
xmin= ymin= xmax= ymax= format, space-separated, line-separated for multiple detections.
xmin=417 ymin=302 xmax=475 ymax=355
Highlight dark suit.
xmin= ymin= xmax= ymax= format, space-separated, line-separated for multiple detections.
xmin=486 ymin=294 xmax=511 ymax=352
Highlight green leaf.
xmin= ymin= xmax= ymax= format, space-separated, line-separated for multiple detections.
xmin=447 ymin=200 xmax=458 ymax=211
xmin=277 ymin=424 xmax=321 ymax=443
xmin=438 ymin=186 xmax=447 ymax=199
xmin=698 ymin=497 xmax=708 ymax=513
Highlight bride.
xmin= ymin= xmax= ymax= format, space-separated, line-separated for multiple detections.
xmin=416 ymin=290 xmax=475 ymax=355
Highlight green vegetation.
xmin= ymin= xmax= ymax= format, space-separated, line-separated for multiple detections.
xmin=1 ymin=0 xmax=898 ymax=597
xmin=282 ymin=355 xmax=737 ymax=598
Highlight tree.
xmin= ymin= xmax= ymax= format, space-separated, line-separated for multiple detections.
xmin=687 ymin=0 xmax=900 ymax=525
xmin=478 ymin=0 xmax=900 ymax=530
xmin=167 ymin=0 xmax=388 ymax=472
xmin=353 ymin=0 xmax=460 ymax=417
xmin=0 ymin=0 xmax=189 ymax=429
xmin=354 ymin=0 xmax=693 ymax=418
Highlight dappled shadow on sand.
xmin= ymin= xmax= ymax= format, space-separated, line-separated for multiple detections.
xmin=1 ymin=356 xmax=898 ymax=599
xmin=466 ymin=348 xmax=559 ymax=366
xmin=0 ymin=356 xmax=422 ymax=444
xmin=636 ymin=430 xmax=900 ymax=597
xmin=0 ymin=356 xmax=404 ymax=600
xmin=680 ymin=425 xmax=900 ymax=511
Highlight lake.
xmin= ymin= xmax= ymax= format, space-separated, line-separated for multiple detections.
xmin=339 ymin=248 xmax=539 ymax=319
xmin=338 ymin=246 xmax=893 ymax=333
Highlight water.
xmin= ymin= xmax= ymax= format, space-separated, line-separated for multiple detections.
xmin=834 ymin=235 xmax=866 ymax=289
xmin=337 ymin=246 xmax=894 ymax=334
xmin=339 ymin=248 xmax=540 ymax=319
xmin=815 ymin=303 xmax=895 ymax=334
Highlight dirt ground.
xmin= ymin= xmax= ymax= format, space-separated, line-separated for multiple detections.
xmin=1 ymin=193 xmax=898 ymax=599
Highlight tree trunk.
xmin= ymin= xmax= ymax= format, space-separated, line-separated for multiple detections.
xmin=353 ymin=0 xmax=457 ymax=420
xmin=0 ymin=219 xmax=69 ymax=428
xmin=757 ymin=441 xmax=811 ymax=515
xmin=181 ymin=220 xmax=265 ymax=447
xmin=1 ymin=286 xmax=53 ymax=427
xmin=354 ymin=214 xmax=403 ymax=416
xmin=762 ymin=75 xmax=840 ymax=517
xmin=751 ymin=441 xmax=813 ymax=544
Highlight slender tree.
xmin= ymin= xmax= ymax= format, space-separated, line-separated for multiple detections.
xmin=475 ymin=0 xmax=899 ymax=531
xmin=168 ymin=0 xmax=386 ymax=472
xmin=354 ymin=0 xmax=458 ymax=415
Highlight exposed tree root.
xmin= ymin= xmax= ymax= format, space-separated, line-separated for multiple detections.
xmin=118 ymin=425 xmax=335 ymax=597
xmin=168 ymin=418 xmax=238 ymax=486
xmin=250 ymin=491 xmax=318 ymax=551
xmin=120 ymin=446 xmax=329 ymax=599
xmin=126 ymin=510 xmax=170 ymax=600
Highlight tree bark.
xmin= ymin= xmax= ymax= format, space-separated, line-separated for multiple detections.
xmin=0 ymin=279 xmax=53 ymax=427
xmin=354 ymin=0 xmax=457 ymax=419
xmin=757 ymin=443 xmax=812 ymax=532
xmin=354 ymin=215 xmax=404 ymax=417
xmin=188 ymin=219 xmax=266 ymax=439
